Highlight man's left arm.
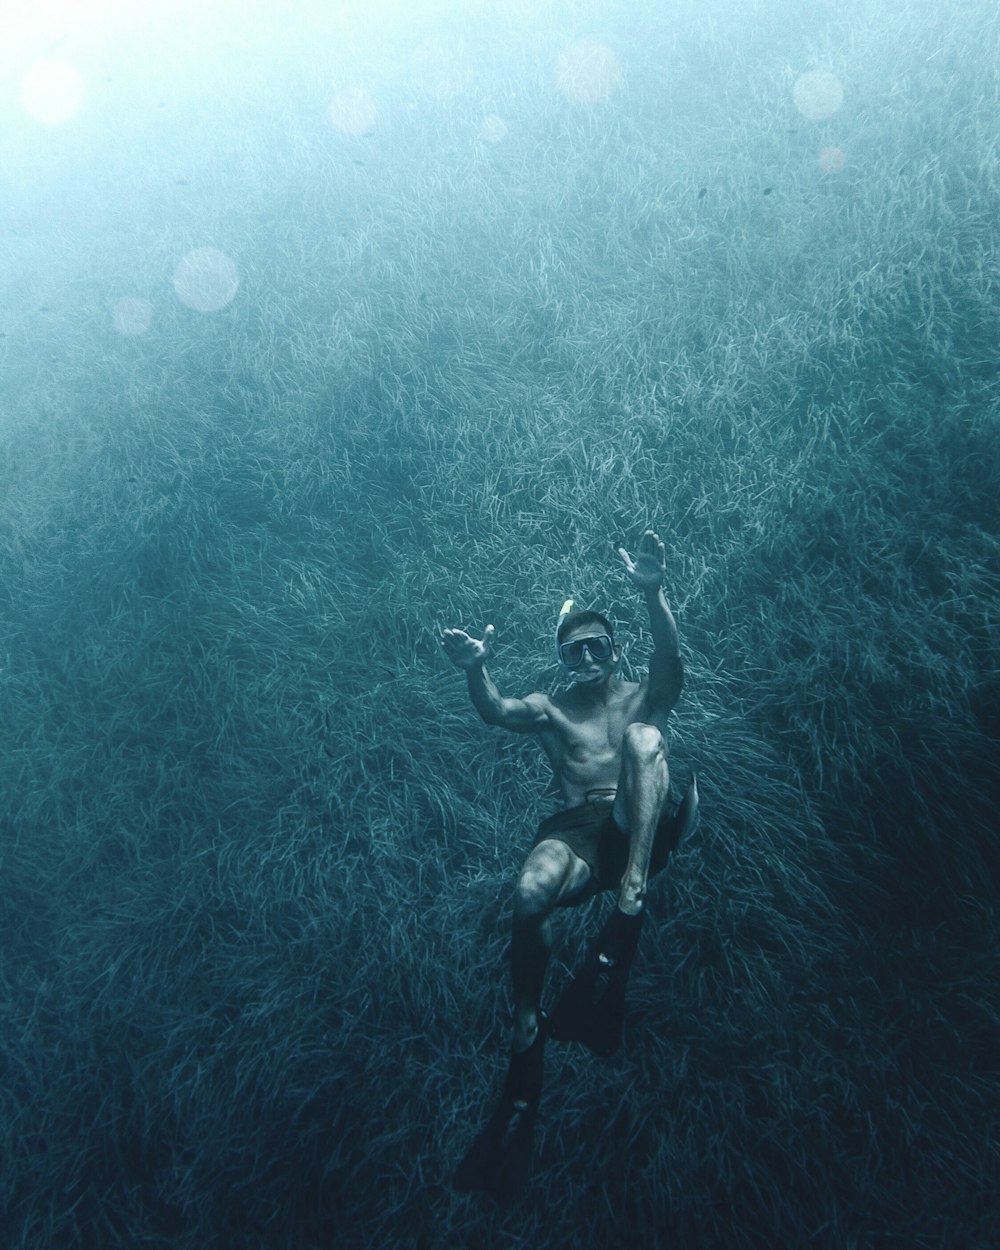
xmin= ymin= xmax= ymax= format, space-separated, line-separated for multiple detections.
xmin=617 ymin=530 xmax=683 ymax=713
xmin=644 ymin=585 xmax=683 ymax=712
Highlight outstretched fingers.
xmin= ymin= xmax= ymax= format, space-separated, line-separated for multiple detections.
xmin=441 ymin=624 xmax=495 ymax=669
xmin=638 ymin=529 xmax=665 ymax=565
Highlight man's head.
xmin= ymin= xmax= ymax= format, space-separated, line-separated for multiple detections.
xmin=556 ymin=610 xmax=620 ymax=683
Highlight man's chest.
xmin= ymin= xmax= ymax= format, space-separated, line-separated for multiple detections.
xmin=546 ymin=692 xmax=644 ymax=762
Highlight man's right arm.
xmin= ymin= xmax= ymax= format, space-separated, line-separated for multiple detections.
xmin=442 ymin=624 xmax=550 ymax=733
xmin=465 ymin=661 xmax=550 ymax=733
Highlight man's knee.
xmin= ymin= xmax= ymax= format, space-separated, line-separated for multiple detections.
xmin=623 ymin=721 xmax=665 ymax=764
xmin=514 ymin=843 xmax=577 ymax=917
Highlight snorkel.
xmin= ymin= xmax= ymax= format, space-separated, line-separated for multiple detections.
xmin=555 ymin=598 xmax=575 ymax=666
xmin=555 ymin=598 xmax=589 ymax=683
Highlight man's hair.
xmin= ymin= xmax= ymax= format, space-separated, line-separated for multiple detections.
xmin=557 ymin=610 xmax=615 ymax=646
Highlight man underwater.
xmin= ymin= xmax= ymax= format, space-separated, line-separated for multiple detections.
xmin=442 ymin=529 xmax=699 ymax=1203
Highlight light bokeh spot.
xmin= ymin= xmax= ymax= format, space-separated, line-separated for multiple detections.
xmin=793 ymin=70 xmax=844 ymax=120
xmin=556 ymin=40 xmax=621 ymax=104
xmin=479 ymin=114 xmax=508 ymax=143
xmin=173 ymin=248 xmax=240 ymax=313
xmin=19 ymin=58 xmax=86 ymax=124
xmin=113 ymin=297 xmax=154 ymax=336
xmin=819 ymin=145 xmax=846 ymax=173
xmin=330 ymin=87 xmax=378 ymax=136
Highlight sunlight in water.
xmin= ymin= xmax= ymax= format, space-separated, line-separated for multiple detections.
xmin=330 ymin=87 xmax=378 ymax=135
xmin=819 ymin=145 xmax=846 ymax=173
xmin=19 ymin=58 xmax=86 ymax=124
xmin=556 ymin=39 xmax=621 ymax=104
xmin=410 ymin=35 xmax=474 ymax=99
xmin=479 ymin=114 xmax=508 ymax=143
xmin=112 ymin=297 xmax=154 ymax=335
xmin=173 ymin=248 xmax=240 ymax=313
xmin=793 ymin=70 xmax=844 ymax=120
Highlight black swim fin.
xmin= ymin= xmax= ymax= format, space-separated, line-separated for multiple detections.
xmin=551 ymin=777 xmax=699 ymax=1057
xmin=549 ymin=907 xmax=644 ymax=1057
xmin=674 ymin=774 xmax=699 ymax=848
xmin=453 ymin=1022 xmax=546 ymax=1205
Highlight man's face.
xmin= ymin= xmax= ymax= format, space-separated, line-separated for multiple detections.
xmin=559 ymin=624 xmax=619 ymax=684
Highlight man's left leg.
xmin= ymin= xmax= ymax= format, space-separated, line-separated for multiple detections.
xmin=611 ymin=721 xmax=671 ymax=914
xmin=549 ymin=723 xmax=670 ymax=1055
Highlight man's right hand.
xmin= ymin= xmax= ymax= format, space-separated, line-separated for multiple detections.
xmin=442 ymin=625 xmax=495 ymax=670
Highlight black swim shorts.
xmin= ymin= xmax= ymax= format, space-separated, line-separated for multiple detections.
xmin=532 ymin=789 xmax=682 ymax=895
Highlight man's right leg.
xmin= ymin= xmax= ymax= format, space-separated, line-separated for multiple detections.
xmin=511 ymin=839 xmax=593 ymax=1052
xmin=453 ymin=838 xmax=590 ymax=1203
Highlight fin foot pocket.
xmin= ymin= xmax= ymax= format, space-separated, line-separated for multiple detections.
xmin=453 ymin=1023 xmax=546 ymax=1204
xmin=549 ymin=908 xmax=644 ymax=1057
xmin=453 ymin=1100 xmax=538 ymax=1205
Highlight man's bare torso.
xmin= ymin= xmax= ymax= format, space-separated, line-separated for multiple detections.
xmin=530 ymin=676 xmax=664 ymax=807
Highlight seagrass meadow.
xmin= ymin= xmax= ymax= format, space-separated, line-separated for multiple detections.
xmin=1 ymin=0 xmax=997 ymax=1246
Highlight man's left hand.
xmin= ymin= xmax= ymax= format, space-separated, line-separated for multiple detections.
xmin=617 ymin=529 xmax=665 ymax=591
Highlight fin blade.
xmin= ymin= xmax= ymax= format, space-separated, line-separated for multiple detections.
xmin=674 ymin=774 xmax=700 ymax=846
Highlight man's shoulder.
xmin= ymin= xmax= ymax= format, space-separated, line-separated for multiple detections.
xmin=522 ymin=690 xmax=553 ymax=711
